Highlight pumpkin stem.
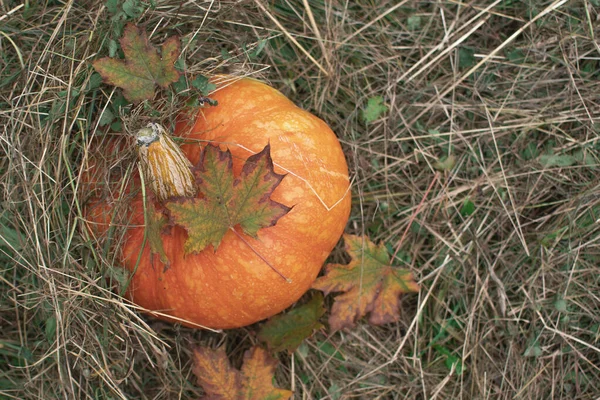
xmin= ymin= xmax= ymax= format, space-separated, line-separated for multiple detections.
xmin=230 ymin=228 xmax=292 ymax=283
xmin=136 ymin=123 xmax=197 ymax=202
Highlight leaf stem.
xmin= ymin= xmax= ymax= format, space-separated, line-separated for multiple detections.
xmin=230 ymin=228 xmax=292 ymax=283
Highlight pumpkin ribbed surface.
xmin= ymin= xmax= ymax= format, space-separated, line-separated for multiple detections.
xmin=84 ymin=78 xmax=351 ymax=329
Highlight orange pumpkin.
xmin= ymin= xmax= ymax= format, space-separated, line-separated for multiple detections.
xmin=83 ymin=78 xmax=351 ymax=329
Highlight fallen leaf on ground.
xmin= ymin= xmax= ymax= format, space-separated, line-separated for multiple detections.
xmin=92 ymin=23 xmax=180 ymax=103
xmin=257 ymin=292 xmax=325 ymax=354
xmin=193 ymin=346 xmax=292 ymax=400
xmin=312 ymin=234 xmax=420 ymax=331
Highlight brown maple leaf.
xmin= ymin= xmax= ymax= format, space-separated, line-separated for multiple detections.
xmin=193 ymin=346 xmax=292 ymax=400
xmin=312 ymin=234 xmax=420 ymax=332
xmin=92 ymin=24 xmax=180 ymax=103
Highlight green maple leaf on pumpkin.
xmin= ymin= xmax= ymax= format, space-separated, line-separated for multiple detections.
xmin=257 ymin=292 xmax=325 ymax=354
xmin=92 ymin=23 xmax=180 ymax=103
xmin=193 ymin=346 xmax=292 ymax=400
xmin=312 ymin=234 xmax=420 ymax=332
xmin=166 ymin=144 xmax=290 ymax=254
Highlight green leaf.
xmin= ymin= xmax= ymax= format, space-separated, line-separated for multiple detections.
xmin=506 ymin=48 xmax=526 ymax=64
xmin=539 ymin=154 xmax=577 ymax=167
xmin=458 ymin=47 xmax=475 ymax=69
xmin=0 ymin=378 xmax=17 ymax=391
xmin=109 ymin=265 xmax=131 ymax=292
xmin=122 ymin=0 xmax=143 ymax=18
xmin=220 ymin=48 xmax=234 ymax=61
xmin=173 ymin=75 xmax=188 ymax=93
xmin=174 ymin=58 xmax=185 ymax=71
xmin=111 ymin=119 xmax=123 ymax=131
xmin=407 ymin=15 xmax=421 ymax=31
xmin=0 ymin=341 xmax=33 ymax=362
xmin=0 ymin=211 xmax=24 ymax=252
xmin=253 ymin=38 xmax=269 ymax=57
xmin=167 ymin=144 xmax=291 ymax=254
xmin=524 ymin=341 xmax=542 ymax=358
xmin=257 ymin=293 xmax=325 ymax=354
xmin=328 ymin=383 xmax=342 ymax=400
xmin=98 ymin=108 xmax=115 ymax=126
xmin=554 ymin=298 xmax=567 ymax=313
xmin=434 ymin=154 xmax=455 ymax=171
xmin=106 ymin=0 xmax=119 ymax=14
xmin=521 ymin=141 xmax=538 ymax=160
xmin=296 ymin=342 xmax=309 ymax=358
xmin=191 ymin=75 xmax=216 ymax=95
xmin=460 ymin=199 xmax=475 ymax=217
xmin=108 ymin=39 xmax=119 ymax=58
xmin=447 ymin=354 xmax=463 ymax=374
xmin=362 ymin=96 xmax=388 ymax=124
xmin=45 ymin=316 xmax=57 ymax=343
xmin=433 ymin=345 xmax=464 ymax=374
xmin=86 ymin=72 xmax=104 ymax=92
xmin=92 ymin=23 xmax=181 ymax=103
xmin=317 ymin=342 xmax=345 ymax=361
xmin=112 ymin=93 xmax=130 ymax=110
xmin=112 ymin=19 xmax=125 ymax=37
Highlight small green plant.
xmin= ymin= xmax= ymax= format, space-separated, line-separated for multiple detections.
xmin=362 ymin=96 xmax=388 ymax=123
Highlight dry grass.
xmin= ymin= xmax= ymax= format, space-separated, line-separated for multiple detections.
xmin=1 ymin=0 xmax=600 ymax=399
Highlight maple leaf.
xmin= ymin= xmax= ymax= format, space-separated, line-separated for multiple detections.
xmin=257 ymin=292 xmax=325 ymax=354
xmin=92 ymin=23 xmax=181 ymax=103
xmin=166 ymin=144 xmax=290 ymax=254
xmin=312 ymin=234 xmax=420 ymax=332
xmin=193 ymin=346 xmax=292 ymax=400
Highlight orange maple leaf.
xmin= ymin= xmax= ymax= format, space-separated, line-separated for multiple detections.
xmin=193 ymin=346 xmax=292 ymax=400
xmin=312 ymin=234 xmax=420 ymax=332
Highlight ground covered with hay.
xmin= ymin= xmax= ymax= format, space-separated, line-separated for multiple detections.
xmin=1 ymin=0 xmax=599 ymax=399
